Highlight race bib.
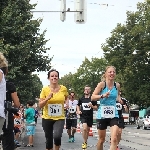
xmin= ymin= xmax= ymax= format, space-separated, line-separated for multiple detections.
xmin=116 ymin=103 xmax=122 ymax=110
xmin=68 ymin=105 xmax=76 ymax=113
xmin=82 ymin=103 xmax=91 ymax=110
xmin=48 ymin=104 xmax=62 ymax=116
xmin=14 ymin=118 xmax=21 ymax=125
xmin=101 ymin=106 xmax=115 ymax=118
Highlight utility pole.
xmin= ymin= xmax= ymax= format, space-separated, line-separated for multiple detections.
xmin=31 ymin=0 xmax=86 ymax=24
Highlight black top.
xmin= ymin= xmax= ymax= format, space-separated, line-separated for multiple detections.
xmin=3 ymin=81 xmax=17 ymax=130
xmin=6 ymin=81 xmax=16 ymax=102
xmin=77 ymin=96 xmax=97 ymax=119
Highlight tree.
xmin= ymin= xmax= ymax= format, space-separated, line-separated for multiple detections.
xmin=0 ymin=0 xmax=53 ymax=103
xmin=59 ymin=57 xmax=108 ymax=98
xmin=102 ymin=0 xmax=150 ymax=106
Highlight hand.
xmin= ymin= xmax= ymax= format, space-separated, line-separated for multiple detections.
xmin=77 ymin=111 xmax=82 ymax=115
xmin=103 ymin=91 xmax=110 ymax=98
xmin=88 ymin=102 xmax=93 ymax=108
xmin=45 ymin=93 xmax=53 ymax=101
xmin=123 ymin=105 xmax=127 ymax=109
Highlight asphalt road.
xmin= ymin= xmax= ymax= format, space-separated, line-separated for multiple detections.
xmin=18 ymin=118 xmax=150 ymax=150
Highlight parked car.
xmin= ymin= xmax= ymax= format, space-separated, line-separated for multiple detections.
xmin=136 ymin=115 xmax=150 ymax=130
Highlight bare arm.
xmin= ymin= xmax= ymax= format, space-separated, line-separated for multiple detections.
xmin=64 ymin=96 xmax=69 ymax=109
xmin=39 ymin=98 xmax=49 ymax=109
xmin=92 ymin=105 xmax=98 ymax=110
xmin=124 ymin=105 xmax=129 ymax=113
xmin=11 ymin=92 xmax=20 ymax=108
xmin=91 ymin=82 xmax=105 ymax=101
xmin=116 ymin=83 xmax=121 ymax=102
xmin=76 ymin=105 xmax=82 ymax=114
xmin=0 ymin=72 xmax=2 ymax=82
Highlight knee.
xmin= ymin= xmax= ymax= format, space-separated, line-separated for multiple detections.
xmin=111 ymin=136 xmax=118 ymax=143
xmin=118 ymin=129 xmax=122 ymax=135
xmin=72 ymin=128 xmax=76 ymax=132
xmin=98 ymin=137 xmax=105 ymax=144
xmin=54 ymin=137 xmax=61 ymax=146
xmin=82 ymin=127 xmax=87 ymax=132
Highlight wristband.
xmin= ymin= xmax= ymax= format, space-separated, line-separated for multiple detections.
xmin=101 ymin=95 xmax=104 ymax=98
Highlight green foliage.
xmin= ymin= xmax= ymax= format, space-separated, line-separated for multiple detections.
xmin=0 ymin=0 xmax=52 ymax=103
xmin=102 ymin=0 xmax=150 ymax=105
xmin=59 ymin=57 xmax=108 ymax=98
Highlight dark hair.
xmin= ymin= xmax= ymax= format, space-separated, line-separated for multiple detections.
xmin=84 ymin=85 xmax=91 ymax=89
xmin=27 ymin=101 xmax=34 ymax=106
xmin=69 ymin=91 xmax=75 ymax=95
xmin=47 ymin=69 xmax=59 ymax=79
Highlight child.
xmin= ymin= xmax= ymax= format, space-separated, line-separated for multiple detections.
xmin=24 ymin=101 xmax=35 ymax=147
xmin=14 ymin=110 xmax=22 ymax=147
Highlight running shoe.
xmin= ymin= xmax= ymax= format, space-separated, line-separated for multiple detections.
xmin=71 ymin=137 xmax=75 ymax=142
xmin=68 ymin=138 xmax=72 ymax=143
xmin=24 ymin=144 xmax=34 ymax=147
xmin=82 ymin=142 xmax=87 ymax=149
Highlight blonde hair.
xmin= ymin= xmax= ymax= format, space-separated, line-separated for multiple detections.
xmin=0 ymin=52 xmax=8 ymax=68
xmin=101 ymin=66 xmax=116 ymax=81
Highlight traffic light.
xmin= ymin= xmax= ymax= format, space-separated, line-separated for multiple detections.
xmin=60 ymin=0 xmax=66 ymax=22
xmin=74 ymin=0 xmax=87 ymax=24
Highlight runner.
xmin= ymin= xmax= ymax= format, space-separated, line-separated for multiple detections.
xmin=77 ymin=85 xmax=97 ymax=150
xmin=91 ymin=66 xmax=121 ymax=150
xmin=39 ymin=69 xmax=68 ymax=150
xmin=116 ymin=92 xmax=129 ymax=150
xmin=66 ymin=91 xmax=78 ymax=142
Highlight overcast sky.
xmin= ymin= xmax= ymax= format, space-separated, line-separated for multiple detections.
xmin=30 ymin=0 xmax=144 ymax=86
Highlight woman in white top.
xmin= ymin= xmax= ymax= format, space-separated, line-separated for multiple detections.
xmin=0 ymin=52 xmax=7 ymax=134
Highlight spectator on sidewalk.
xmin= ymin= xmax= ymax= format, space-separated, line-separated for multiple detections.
xmin=24 ymin=101 xmax=35 ymax=147
xmin=34 ymin=107 xmax=39 ymax=125
xmin=0 ymin=52 xmax=20 ymax=150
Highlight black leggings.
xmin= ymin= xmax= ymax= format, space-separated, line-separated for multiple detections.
xmin=42 ymin=118 xmax=65 ymax=149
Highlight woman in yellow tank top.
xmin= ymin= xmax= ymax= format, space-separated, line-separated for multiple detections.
xmin=39 ymin=69 xmax=68 ymax=150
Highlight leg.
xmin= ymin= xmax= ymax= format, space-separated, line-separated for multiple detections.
xmin=66 ymin=119 xmax=72 ymax=139
xmin=42 ymin=118 xmax=54 ymax=150
xmin=110 ymin=125 xmax=118 ymax=150
xmin=71 ymin=119 xmax=77 ymax=142
xmin=87 ymin=117 xmax=94 ymax=140
xmin=117 ymin=128 xmax=122 ymax=145
xmin=110 ymin=118 xmax=119 ymax=150
xmin=29 ymin=126 xmax=35 ymax=145
xmin=0 ymin=117 xmax=5 ymax=134
xmin=82 ymin=123 xmax=88 ymax=143
xmin=2 ymin=129 xmax=15 ymax=150
xmin=117 ymin=117 xmax=124 ymax=146
xmin=97 ymin=129 xmax=106 ymax=150
xmin=96 ymin=119 xmax=107 ymax=150
xmin=53 ymin=119 xmax=65 ymax=150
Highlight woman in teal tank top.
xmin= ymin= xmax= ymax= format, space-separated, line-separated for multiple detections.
xmin=91 ymin=66 xmax=121 ymax=150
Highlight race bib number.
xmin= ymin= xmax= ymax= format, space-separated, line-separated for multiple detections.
xmin=82 ymin=103 xmax=91 ymax=110
xmin=48 ymin=104 xmax=62 ymax=116
xmin=101 ymin=106 xmax=115 ymax=118
xmin=68 ymin=105 xmax=76 ymax=113
xmin=116 ymin=103 xmax=122 ymax=110
xmin=14 ymin=118 xmax=21 ymax=125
